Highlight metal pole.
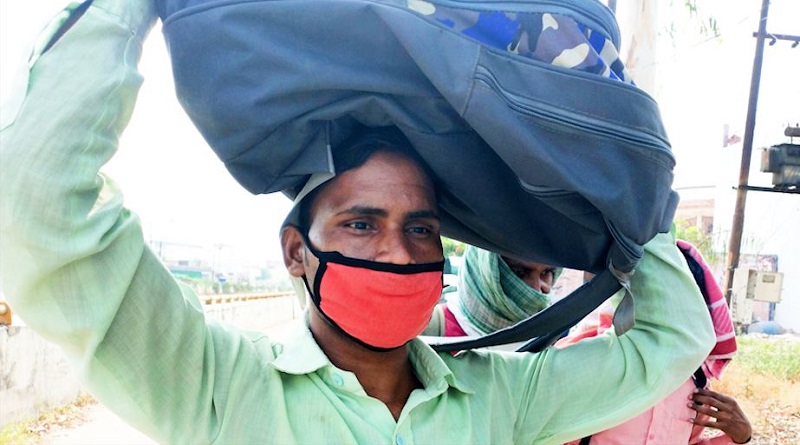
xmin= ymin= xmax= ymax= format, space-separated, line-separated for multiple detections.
xmin=723 ymin=0 xmax=771 ymax=304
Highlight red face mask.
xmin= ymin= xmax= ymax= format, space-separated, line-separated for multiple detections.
xmin=303 ymin=239 xmax=444 ymax=351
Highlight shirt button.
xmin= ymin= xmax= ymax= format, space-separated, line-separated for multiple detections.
xmin=331 ymin=374 xmax=344 ymax=386
xmin=395 ymin=435 xmax=405 ymax=445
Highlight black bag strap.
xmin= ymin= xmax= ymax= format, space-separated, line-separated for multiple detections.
xmin=42 ymin=0 xmax=94 ymax=54
xmin=693 ymin=366 xmax=708 ymax=389
xmin=429 ymin=269 xmax=622 ymax=353
xmin=677 ymin=242 xmax=711 ymax=391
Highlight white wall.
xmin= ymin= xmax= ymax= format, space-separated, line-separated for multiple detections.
xmin=0 ymin=326 xmax=83 ymax=427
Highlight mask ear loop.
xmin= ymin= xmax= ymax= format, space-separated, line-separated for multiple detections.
xmin=297 ymin=228 xmax=325 ymax=310
xmin=300 ymin=275 xmax=320 ymax=308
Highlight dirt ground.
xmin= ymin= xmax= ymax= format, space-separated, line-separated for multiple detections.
xmin=711 ymin=353 xmax=800 ymax=444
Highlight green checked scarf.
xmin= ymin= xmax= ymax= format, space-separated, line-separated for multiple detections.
xmin=453 ymin=246 xmax=560 ymax=335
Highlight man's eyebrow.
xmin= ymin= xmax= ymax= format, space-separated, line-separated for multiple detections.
xmin=406 ymin=210 xmax=439 ymax=220
xmin=335 ymin=206 xmax=388 ymax=217
xmin=503 ymin=258 xmax=531 ymax=271
xmin=333 ymin=207 xmax=438 ymax=220
xmin=511 ymin=264 xmax=532 ymax=273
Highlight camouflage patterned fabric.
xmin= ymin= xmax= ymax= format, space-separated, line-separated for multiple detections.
xmin=408 ymin=0 xmax=634 ymax=83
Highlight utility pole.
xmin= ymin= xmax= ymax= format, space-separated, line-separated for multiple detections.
xmin=722 ymin=0 xmax=770 ymax=304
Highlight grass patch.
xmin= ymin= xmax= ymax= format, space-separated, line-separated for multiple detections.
xmin=0 ymin=394 xmax=96 ymax=445
xmin=735 ymin=335 xmax=800 ymax=382
xmin=714 ymin=335 xmax=800 ymax=444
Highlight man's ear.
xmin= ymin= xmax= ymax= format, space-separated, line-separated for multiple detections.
xmin=280 ymin=226 xmax=306 ymax=278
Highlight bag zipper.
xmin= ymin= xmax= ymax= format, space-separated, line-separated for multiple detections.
xmin=474 ymin=67 xmax=674 ymax=169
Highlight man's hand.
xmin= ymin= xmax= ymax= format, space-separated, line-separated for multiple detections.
xmin=689 ymin=388 xmax=752 ymax=444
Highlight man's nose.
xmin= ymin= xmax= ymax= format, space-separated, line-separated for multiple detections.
xmin=539 ymin=281 xmax=552 ymax=294
xmin=526 ymin=277 xmax=551 ymax=294
xmin=374 ymin=231 xmax=414 ymax=264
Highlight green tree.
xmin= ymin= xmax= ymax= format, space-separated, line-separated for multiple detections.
xmin=441 ymin=237 xmax=466 ymax=257
xmin=674 ymin=219 xmax=719 ymax=266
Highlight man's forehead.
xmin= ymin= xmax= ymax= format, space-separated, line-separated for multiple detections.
xmin=324 ymin=150 xmax=433 ymax=192
xmin=291 ymin=146 xmax=439 ymax=231
xmin=311 ymin=159 xmax=435 ymax=219
xmin=502 ymin=256 xmax=553 ymax=271
xmin=317 ymin=189 xmax=438 ymax=216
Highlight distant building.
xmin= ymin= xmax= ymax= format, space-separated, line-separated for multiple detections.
xmin=148 ymin=240 xmax=214 ymax=280
xmin=673 ymin=194 xmax=715 ymax=235
xmin=147 ymin=240 xmax=292 ymax=294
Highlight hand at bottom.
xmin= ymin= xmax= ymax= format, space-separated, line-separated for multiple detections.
xmin=688 ymin=388 xmax=752 ymax=444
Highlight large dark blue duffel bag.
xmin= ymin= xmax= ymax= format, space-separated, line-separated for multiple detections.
xmin=154 ymin=0 xmax=678 ymax=351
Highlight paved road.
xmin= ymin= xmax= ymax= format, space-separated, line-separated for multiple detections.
xmin=44 ymin=317 xmax=300 ymax=444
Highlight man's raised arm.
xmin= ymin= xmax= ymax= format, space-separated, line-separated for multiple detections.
xmin=0 ymin=1 xmax=247 ymax=442
xmin=503 ymin=232 xmax=717 ymax=443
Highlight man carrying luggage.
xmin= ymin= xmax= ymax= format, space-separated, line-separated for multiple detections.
xmin=0 ymin=0 xmax=715 ymax=443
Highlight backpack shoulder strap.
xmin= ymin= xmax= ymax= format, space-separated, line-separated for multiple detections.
xmin=429 ymin=269 xmax=622 ymax=353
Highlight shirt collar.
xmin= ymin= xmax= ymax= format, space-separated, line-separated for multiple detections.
xmin=268 ymin=312 xmax=473 ymax=394
xmin=408 ymin=338 xmax=474 ymax=395
xmin=268 ymin=314 xmax=331 ymax=375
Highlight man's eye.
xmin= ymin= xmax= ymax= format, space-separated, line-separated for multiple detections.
xmin=512 ymin=268 xmax=528 ymax=279
xmin=347 ymin=221 xmax=371 ymax=230
xmin=407 ymin=226 xmax=432 ymax=235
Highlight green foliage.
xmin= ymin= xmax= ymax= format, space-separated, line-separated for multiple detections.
xmin=663 ymin=0 xmax=721 ymax=45
xmin=735 ymin=336 xmax=800 ymax=383
xmin=681 ymin=0 xmax=720 ymax=37
xmin=674 ymin=219 xmax=719 ymax=265
xmin=441 ymin=237 xmax=466 ymax=257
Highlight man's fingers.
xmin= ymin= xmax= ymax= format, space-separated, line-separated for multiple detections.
xmin=688 ymin=402 xmax=733 ymax=422
xmin=689 ymin=403 xmax=717 ymax=417
xmin=693 ymin=388 xmax=735 ymax=405
xmin=691 ymin=393 xmax=732 ymax=412
xmin=698 ymin=388 xmax=736 ymax=404
xmin=688 ymin=416 xmax=717 ymax=428
xmin=689 ymin=389 xmax=753 ymax=444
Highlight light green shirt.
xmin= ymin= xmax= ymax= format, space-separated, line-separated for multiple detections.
xmin=0 ymin=1 xmax=715 ymax=444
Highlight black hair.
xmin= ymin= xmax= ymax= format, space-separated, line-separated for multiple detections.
xmin=297 ymin=126 xmax=437 ymax=231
